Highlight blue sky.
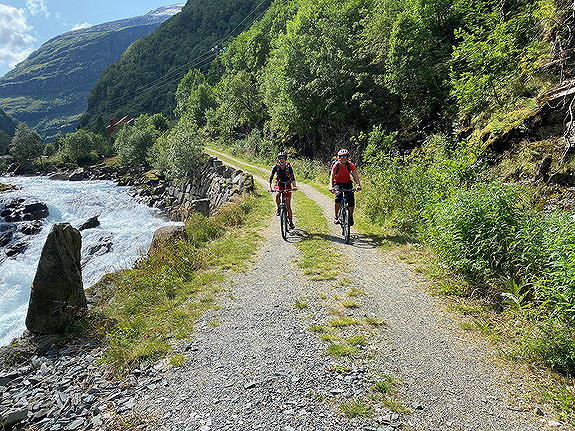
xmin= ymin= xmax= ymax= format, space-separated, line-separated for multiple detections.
xmin=0 ymin=1 xmax=184 ymax=77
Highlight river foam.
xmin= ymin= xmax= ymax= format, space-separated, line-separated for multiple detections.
xmin=0 ymin=176 xmax=176 ymax=346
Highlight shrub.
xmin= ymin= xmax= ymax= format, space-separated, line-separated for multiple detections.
xmin=10 ymin=123 xmax=42 ymax=161
xmin=148 ymin=121 xmax=204 ymax=180
xmin=426 ymin=182 xmax=543 ymax=287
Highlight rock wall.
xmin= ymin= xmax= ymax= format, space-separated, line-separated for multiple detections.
xmin=127 ymin=156 xmax=254 ymax=220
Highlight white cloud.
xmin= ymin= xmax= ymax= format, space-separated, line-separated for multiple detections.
xmin=0 ymin=4 xmax=35 ymax=67
xmin=71 ymin=22 xmax=91 ymax=31
xmin=25 ymin=0 xmax=49 ymax=17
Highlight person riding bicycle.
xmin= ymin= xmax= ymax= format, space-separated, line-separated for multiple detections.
xmin=268 ymin=151 xmax=297 ymax=229
xmin=329 ymin=148 xmax=361 ymax=226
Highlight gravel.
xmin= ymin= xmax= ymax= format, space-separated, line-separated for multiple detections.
xmin=0 ymin=151 xmax=568 ymax=430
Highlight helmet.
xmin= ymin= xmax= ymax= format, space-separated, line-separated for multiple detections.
xmin=337 ymin=148 xmax=350 ymax=156
xmin=277 ymin=151 xmax=287 ymax=159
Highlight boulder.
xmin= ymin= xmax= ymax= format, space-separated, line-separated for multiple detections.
xmin=148 ymin=225 xmax=187 ymax=253
xmin=78 ymin=215 xmax=100 ymax=231
xmin=25 ymin=223 xmax=86 ymax=334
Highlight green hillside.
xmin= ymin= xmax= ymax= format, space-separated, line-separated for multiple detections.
xmin=0 ymin=5 xmax=183 ymax=141
xmin=79 ymin=0 xmax=271 ymax=132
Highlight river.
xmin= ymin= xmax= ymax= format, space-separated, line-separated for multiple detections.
xmin=0 ymin=176 xmax=176 ymax=346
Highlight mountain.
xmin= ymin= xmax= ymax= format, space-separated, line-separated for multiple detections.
xmin=0 ymin=107 xmax=16 ymax=137
xmin=0 ymin=4 xmax=185 ymax=142
xmin=79 ymin=0 xmax=271 ymax=133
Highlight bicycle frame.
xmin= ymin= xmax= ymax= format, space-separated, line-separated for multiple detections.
xmin=337 ymin=188 xmax=355 ymax=244
xmin=272 ymin=189 xmax=291 ymax=241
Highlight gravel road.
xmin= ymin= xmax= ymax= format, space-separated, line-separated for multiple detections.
xmin=135 ymin=150 xmax=565 ymax=430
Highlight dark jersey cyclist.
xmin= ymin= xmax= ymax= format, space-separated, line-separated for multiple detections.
xmin=329 ymin=148 xmax=361 ymax=226
xmin=268 ymin=152 xmax=297 ymax=229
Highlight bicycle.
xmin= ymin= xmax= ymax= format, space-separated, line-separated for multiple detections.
xmin=271 ymin=189 xmax=292 ymax=240
xmin=337 ymin=188 xmax=356 ymax=244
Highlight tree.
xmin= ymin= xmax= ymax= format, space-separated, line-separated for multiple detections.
xmin=114 ymin=115 xmax=164 ymax=166
xmin=58 ymin=129 xmax=113 ymax=164
xmin=175 ymin=69 xmax=216 ymax=126
xmin=148 ymin=120 xmax=205 ymax=179
xmin=0 ymin=131 xmax=10 ymax=154
xmin=10 ymin=123 xmax=42 ymax=161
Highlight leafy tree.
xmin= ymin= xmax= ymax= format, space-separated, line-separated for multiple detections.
xmin=148 ymin=120 xmax=205 ymax=179
xmin=208 ymin=70 xmax=266 ymax=137
xmin=10 ymin=123 xmax=42 ymax=161
xmin=260 ymin=0 xmax=385 ymax=150
xmin=114 ymin=115 xmax=163 ymax=166
xmin=175 ymin=69 xmax=216 ymax=125
xmin=57 ymin=129 xmax=113 ymax=164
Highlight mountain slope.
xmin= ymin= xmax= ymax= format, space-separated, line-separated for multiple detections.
xmin=0 ymin=5 xmax=184 ymax=141
xmin=79 ymin=0 xmax=271 ymax=133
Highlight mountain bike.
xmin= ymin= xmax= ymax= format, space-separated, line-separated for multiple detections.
xmin=337 ymin=188 xmax=356 ymax=244
xmin=272 ymin=189 xmax=292 ymax=241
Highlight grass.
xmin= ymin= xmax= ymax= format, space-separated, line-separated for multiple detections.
xmin=338 ymin=398 xmax=373 ymax=418
xmin=291 ymin=192 xmax=343 ymax=280
xmin=326 ymin=343 xmax=359 ymax=357
xmin=329 ymin=317 xmax=360 ymax=328
xmin=76 ymin=191 xmax=271 ymax=374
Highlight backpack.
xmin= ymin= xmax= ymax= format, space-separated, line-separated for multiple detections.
xmin=330 ymin=157 xmax=350 ymax=175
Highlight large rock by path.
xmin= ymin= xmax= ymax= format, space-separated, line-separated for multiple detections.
xmin=25 ymin=223 xmax=87 ymax=334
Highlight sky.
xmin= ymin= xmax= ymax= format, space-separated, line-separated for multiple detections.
xmin=0 ymin=0 xmax=184 ymax=77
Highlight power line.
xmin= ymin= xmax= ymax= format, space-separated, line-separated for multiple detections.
xmin=92 ymin=0 xmax=271 ymax=117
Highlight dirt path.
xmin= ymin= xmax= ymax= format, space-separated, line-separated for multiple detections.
xmin=134 ymin=150 xmax=561 ymax=430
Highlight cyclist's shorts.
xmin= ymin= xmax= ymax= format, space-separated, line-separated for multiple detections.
xmin=334 ymin=182 xmax=354 ymax=205
xmin=274 ymin=183 xmax=292 ymax=197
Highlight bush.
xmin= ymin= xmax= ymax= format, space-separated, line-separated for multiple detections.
xmin=361 ymin=132 xmax=481 ymax=234
xmin=114 ymin=115 xmax=163 ymax=166
xmin=427 ymin=182 xmax=544 ymax=286
xmin=148 ymin=121 xmax=204 ymax=180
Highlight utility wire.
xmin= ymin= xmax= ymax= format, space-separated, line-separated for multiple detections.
xmin=94 ymin=0 xmax=271 ymax=116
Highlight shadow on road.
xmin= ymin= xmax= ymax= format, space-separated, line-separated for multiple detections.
xmin=285 ymin=228 xmax=418 ymax=249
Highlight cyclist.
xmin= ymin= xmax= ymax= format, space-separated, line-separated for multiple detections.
xmin=268 ymin=151 xmax=297 ymax=229
xmin=329 ymin=148 xmax=361 ymax=226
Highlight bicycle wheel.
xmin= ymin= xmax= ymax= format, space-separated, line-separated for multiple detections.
xmin=342 ymin=207 xmax=350 ymax=244
xmin=280 ymin=207 xmax=288 ymax=240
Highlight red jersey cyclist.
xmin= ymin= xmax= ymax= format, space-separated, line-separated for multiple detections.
xmin=329 ymin=148 xmax=361 ymax=226
xmin=268 ymin=151 xmax=297 ymax=229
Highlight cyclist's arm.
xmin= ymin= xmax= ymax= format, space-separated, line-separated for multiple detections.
xmin=329 ymin=168 xmax=335 ymax=192
xmin=351 ymin=168 xmax=361 ymax=190
xmin=268 ymin=166 xmax=277 ymax=191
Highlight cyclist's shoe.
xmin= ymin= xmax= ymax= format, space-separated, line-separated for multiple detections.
xmin=350 ymin=216 xmax=354 ymax=226
xmin=276 ymin=209 xmax=279 ymax=216
xmin=334 ymin=217 xmax=340 ymax=224
xmin=289 ymin=222 xmax=295 ymax=229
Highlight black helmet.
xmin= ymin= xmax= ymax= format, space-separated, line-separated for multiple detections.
xmin=277 ymin=151 xmax=287 ymax=159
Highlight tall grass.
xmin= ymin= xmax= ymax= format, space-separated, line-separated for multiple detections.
xmin=362 ymin=132 xmax=575 ymax=377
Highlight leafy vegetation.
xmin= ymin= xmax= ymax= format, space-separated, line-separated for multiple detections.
xmin=9 ymin=123 xmax=42 ymax=161
xmin=80 ymin=0 xmax=271 ymax=132
xmin=83 ymin=192 xmax=270 ymax=373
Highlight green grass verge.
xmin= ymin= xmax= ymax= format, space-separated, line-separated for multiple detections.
xmin=74 ymin=192 xmax=271 ymax=374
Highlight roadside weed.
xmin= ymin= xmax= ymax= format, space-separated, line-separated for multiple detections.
xmin=329 ymin=317 xmax=360 ymax=328
xmin=338 ymin=398 xmax=373 ymax=418
xmin=294 ymin=297 xmax=309 ymax=309
xmin=169 ymin=354 xmax=185 ymax=367
xmin=326 ymin=343 xmax=359 ymax=357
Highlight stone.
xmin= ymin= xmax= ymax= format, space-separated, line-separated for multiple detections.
xmin=78 ymin=215 xmax=100 ymax=231
xmin=148 ymin=225 xmax=187 ymax=253
xmin=26 ymin=223 xmax=86 ymax=334
xmin=0 ymin=408 xmax=28 ymax=427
